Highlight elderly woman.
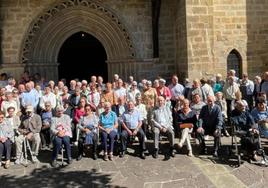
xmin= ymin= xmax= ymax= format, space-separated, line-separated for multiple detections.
xmin=0 ymin=111 xmax=14 ymax=169
xmin=251 ymin=97 xmax=268 ymax=138
xmin=77 ymin=104 xmax=99 ymax=161
xmin=176 ymin=99 xmax=197 ymax=157
xmin=99 ymin=102 xmax=118 ymax=161
xmin=50 ymin=106 xmax=72 ymax=167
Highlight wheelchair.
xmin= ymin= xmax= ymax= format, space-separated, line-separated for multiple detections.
xmin=230 ymin=121 xmax=268 ymax=167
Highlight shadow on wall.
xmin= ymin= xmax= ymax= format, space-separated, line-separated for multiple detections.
xmin=0 ymin=166 xmax=124 ymax=188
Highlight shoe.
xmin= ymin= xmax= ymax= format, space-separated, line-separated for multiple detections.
xmin=51 ymin=160 xmax=58 ymax=168
xmin=213 ymin=151 xmax=218 ymax=157
xmin=152 ymin=149 xmax=159 ymax=159
xmin=119 ymin=151 xmax=125 ymax=158
xmin=103 ymin=154 xmax=108 ymax=161
xmin=178 ymin=142 xmax=183 ymax=148
xmin=224 ymin=130 xmax=230 ymax=137
xmin=109 ymin=153 xmax=113 ymax=161
xmin=32 ymin=156 xmax=39 ymax=163
xmin=67 ymin=158 xmax=73 ymax=165
xmin=15 ymin=158 xmax=22 ymax=165
xmin=74 ymin=141 xmax=78 ymax=146
xmin=200 ymin=147 xmax=207 ymax=155
xmin=77 ymin=155 xmax=82 ymax=161
xmin=140 ymin=152 xmax=146 ymax=159
xmin=170 ymin=149 xmax=175 ymax=158
xmin=204 ymin=135 xmax=209 ymax=140
xmin=188 ymin=150 xmax=193 ymax=157
xmin=4 ymin=160 xmax=10 ymax=169
xmin=93 ymin=153 xmax=97 ymax=160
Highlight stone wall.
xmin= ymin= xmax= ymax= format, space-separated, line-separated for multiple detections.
xmin=175 ymin=0 xmax=188 ymax=81
xmin=157 ymin=0 xmax=177 ymax=79
xmin=0 ymin=0 xmax=154 ymax=80
xmin=185 ymin=0 xmax=267 ymax=80
xmin=246 ymin=0 xmax=268 ymax=77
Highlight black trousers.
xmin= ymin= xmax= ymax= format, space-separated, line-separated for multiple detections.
xmin=196 ymin=129 xmax=221 ymax=152
xmin=121 ymin=128 xmax=146 ymax=153
xmin=78 ymin=133 xmax=98 ymax=156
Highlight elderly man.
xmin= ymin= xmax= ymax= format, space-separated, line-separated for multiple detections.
xmin=120 ymin=101 xmax=146 ymax=159
xmin=151 ymin=96 xmax=175 ymax=159
xmin=231 ymin=100 xmax=261 ymax=160
xmin=50 ymin=106 xmax=72 ymax=167
xmin=15 ymin=105 xmax=42 ymax=164
xmin=197 ymin=96 xmax=223 ymax=157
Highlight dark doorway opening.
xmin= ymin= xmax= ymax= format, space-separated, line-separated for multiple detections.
xmin=58 ymin=31 xmax=108 ymax=83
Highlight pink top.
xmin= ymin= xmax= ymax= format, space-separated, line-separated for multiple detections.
xmin=74 ymin=108 xmax=85 ymax=124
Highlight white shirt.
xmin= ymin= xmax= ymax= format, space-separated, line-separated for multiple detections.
xmin=39 ymin=92 xmax=57 ymax=109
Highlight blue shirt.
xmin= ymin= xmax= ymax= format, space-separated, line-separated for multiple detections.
xmin=21 ymin=89 xmax=39 ymax=108
xmin=122 ymin=109 xmax=142 ymax=129
xmin=99 ymin=111 xmax=117 ymax=129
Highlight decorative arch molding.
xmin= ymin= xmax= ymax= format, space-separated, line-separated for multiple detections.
xmin=20 ymin=0 xmax=136 ymax=67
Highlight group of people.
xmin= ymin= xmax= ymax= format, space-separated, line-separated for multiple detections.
xmin=0 ymin=69 xmax=267 ymax=168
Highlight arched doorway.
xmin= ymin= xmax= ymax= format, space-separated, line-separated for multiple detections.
xmin=227 ymin=49 xmax=242 ymax=78
xmin=58 ymin=32 xmax=107 ymax=82
xmin=21 ymin=0 xmax=135 ymax=81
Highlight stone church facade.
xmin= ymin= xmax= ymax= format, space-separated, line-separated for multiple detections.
xmin=0 ymin=0 xmax=268 ymax=81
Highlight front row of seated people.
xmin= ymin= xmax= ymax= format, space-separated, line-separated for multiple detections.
xmin=0 ymin=95 xmax=266 ymax=168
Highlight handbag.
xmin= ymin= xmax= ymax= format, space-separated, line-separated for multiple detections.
xmin=179 ymin=123 xmax=193 ymax=129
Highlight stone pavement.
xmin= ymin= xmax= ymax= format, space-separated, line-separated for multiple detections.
xmin=0 ymin=138 xmax=268 ymax=188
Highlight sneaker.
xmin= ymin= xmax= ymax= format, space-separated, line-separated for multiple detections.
xmin=204 ymin=135 xmax=209 ymax=141
xmin=74 ymin=141 xmax=78 ymax=146
xmin=188 ymin=150 xmax=193 ymax=157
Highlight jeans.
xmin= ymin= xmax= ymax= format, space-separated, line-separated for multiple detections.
xmin=52 ymin=136 xmax=71 ymax=161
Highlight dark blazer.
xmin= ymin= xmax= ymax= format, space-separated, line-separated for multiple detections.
xmin=198 ymin=104 xmax=223 ymax=134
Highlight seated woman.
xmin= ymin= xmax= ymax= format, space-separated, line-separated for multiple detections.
xmin=77 ymin=104 xmax=99 ymax=161
xmin=231 ymin=100 xmax=261 ymax=160
xmin=0 ymin=111 xmax=14 ymax=169
xmin=50 ymin=106 xmax=72 ymax=167
xmin=99 ymin=102 xmax=118 ymax=161
xmin=251 ymin=97 xmax=268 ymax=138
xmin=176 ymin=99 xmax=197 ymax=157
